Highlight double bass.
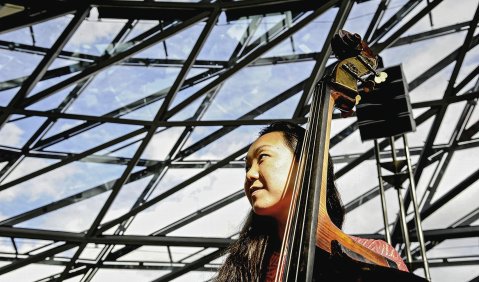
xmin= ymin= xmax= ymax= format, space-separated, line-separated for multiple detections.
xmin=274 ymin=30 xmax=427 ymax=282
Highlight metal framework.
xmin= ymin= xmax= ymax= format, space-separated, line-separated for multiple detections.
xmin=0 ymin=0 xmax=478 ymax=281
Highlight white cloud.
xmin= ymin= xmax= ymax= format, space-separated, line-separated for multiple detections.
xmin=64 ymin=19 xmax=126 ymax=55
xmin=0 ymin=158 xmax=74 ymax=203
xmin=0 ymin=263 xmax=64 ymax=282
xmin=121 ymin=168 xmax=245 ymax=236
xmin=142 ymin=127 xmax=185 ymax=160
xmin=0 ymin=122 xmax=24 ymax=147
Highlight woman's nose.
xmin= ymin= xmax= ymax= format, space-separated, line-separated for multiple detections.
xmin=246 ymin=164 xmax=259 ymax=182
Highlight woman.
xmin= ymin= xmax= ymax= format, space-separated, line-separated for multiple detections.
xmin=215 ymin=121 xmax=408 ymax=281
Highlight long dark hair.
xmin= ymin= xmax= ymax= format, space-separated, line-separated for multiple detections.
xmin=215 ymin=122 xmax=345 ymax=281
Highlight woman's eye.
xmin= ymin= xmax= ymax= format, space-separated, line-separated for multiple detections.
xmin=258 ymin=154 xmax=268 ymax=161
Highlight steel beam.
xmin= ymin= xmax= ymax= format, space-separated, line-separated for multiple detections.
xmin=0 ymin=127 xmax=145 ymax=191
xmin=390 ymin=21 xmax=474 ymax=47
xmin=408 ymin=34 xmax=479 ymax=91
xmin=0 ymin=226 xmax=233 ymax=248
xmin=369 ymin=0 xmax=422 ymax=45
xmin=292 ymin=0 xmax=354 ymax=118
xmin=363 ymin=0 xmax=390 ymax=42
xmin=411 ymin=91 xmax=479 ymax=108
xmin=0 ymin=106 xmax=307 ymax=128
xmin=356 ymin=225 xmax=479 ymax=242
xmin=421 ymin=84 xmax=478 ymax=211
xmin=176 ymin=80 xmax=306 ymax=159
xmin=0 ymin=61 xmax=92 ymax=92
xmin=0 ymin=3 xmax=78 ymax=34
xmin=336 ymin=107 xmax=437 ymax=178
xmin=106 ymin=190 xmax=244 ymax=261
xmin=29 ymin=68 xmax=221 ymax=151
xmin=0 ymin=243 xmax=76 ymax=275
xmin=79 ymin=11 xmax=227 ymax=281
xmin=0 ymin=8 xmax=89 ymax=130
xmin=373 ymin=0 xmax=444 ymax=53
xmin=404 ymin=166 xmax=479 ymax=232
xmin=53 ymin=10 xmax=217 ymax=281
xmin=163 ymin=0 xmax=339 ymax=120
xmin=97 ymin=145 xmax=249 ymax=234
xmin=391 ymin=8 xmax=479 ymax=239
xmin=19 ymin=13 xmax=208 ymax=108
xmin=152 ymin=248 xmax=223 ymax=282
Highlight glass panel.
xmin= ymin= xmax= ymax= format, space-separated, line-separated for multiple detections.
xmin=121 ymin=99 xmax=164 ymax=121
xmin=0 ymin=87 xmax=18 ymax=106
xmin=17 ymin=192 xmax=111 ymax=232
xmin=180 ymin=125 xmax=223 ymax=151
xmin=43 ymin=123 xmax=142 ymax=153
xmin=141 ymin=126 xmax=186 ymax=161
xmin=342 ymin=194 xmax=390 ymax=234
xmin=46 ymin=58 xmax=85 ymax=71
xmin=466 ymin=106 xmax=479 ymax=131
xmin=132 ymin=21 xmax=202 ymax=60
xmin=260 ymin=10 xmax=333 ymax=57
xmin=196 ymin=13 xmax=252 ymax=61
xmin=180 ymin=247 xmax=218 ymax=263
xmin=80 ymin=243 xmax=106 ymax=260
xmin=343 ymin=1 xmax=380 ymax=37
xmin=0 ymin=262 xmax=64 ymax=282
xmin=12 ymin=238 xmax=56 ymax=254
xmin=169 ymin=246 xmax=203 ymax=262
xmin=430 ymin=146 xmax=479 ymax=204
xmin=424 ymin=179 xmax=479 ymax=229
xmin=455 ymin=46 xmax=479 ymax=92
xmin=90 ymin=269 xmax=169 ymax=282
xmin=248 ymin=14 xmax=287 ymax=48
xmin=123 ymin=167 xmax=243 ymax=236
xmin=170 ymin=199 xmax=249 ymax=237
xmin=26 ymin=84 xmax=76 ymax=109
xmin=200 ymin=61 xmax=313 ymax=121
xmin=434 ymin=101 xmax=467 ymax=144
xmin=100 ymin=132 xmax=146 ymax=159
xmin=0 ymin=15 xmax=70 ymax=48
xmin=428 ymin=265 xmax=479 ymax=282
xmin=336 ymin=159 xmax=380 ymax=205
xmin=63 ymin=19 xmax=128 ymax=56
xmin=168 ymin=74 xmax=217 ymax=111
xmin=65 ymin=65 xmax=180 ymax=117
xmin=0 ymin=160 xmax=124 ymax=219
xmin=102 ymin=175 xmax=155 ymax=224
xmin=427 ymin=238 xmax=479 ymax=260
xmin=0 ymin=237 xmax=14 ymax=253
xmin=0 ymin=50 xmax=42 ymax=82
xmin=182 ymin=125 xmax=259 ymax=161
xmin=117 ymin=246 xmax=170 ymax=262
xmin=41 ymin=118 xmax=85 ymax=140
xmin=0 ymin=116 xmax=47 ymax=148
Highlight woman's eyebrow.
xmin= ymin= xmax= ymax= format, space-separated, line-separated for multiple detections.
xmin=253 ymin=144 xmax=273 ymax=156
xmin=245 ymin=144 xmax=274 ymax=163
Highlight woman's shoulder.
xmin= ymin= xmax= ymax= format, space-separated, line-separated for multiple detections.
xmin=350 ymin=235 xmax=409 ymax=272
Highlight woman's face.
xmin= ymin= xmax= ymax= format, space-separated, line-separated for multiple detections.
xmin=244 ymin=131 xmax=298 ymax=220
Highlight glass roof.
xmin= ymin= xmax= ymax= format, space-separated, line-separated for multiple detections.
xmin=0 ymin=0 xmax=478 ymax=281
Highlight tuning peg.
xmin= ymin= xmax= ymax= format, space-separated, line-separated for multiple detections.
xmin=363 ymin=80 xmax=375 ymax=93
xmin=355 ymin=95 xmax=361 ymax=105
xmin=374 ymin=71 xmax=388 ymax=83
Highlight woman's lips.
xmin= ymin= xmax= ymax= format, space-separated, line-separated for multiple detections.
xmin=250 ymin=187 xmax=264 ymax=196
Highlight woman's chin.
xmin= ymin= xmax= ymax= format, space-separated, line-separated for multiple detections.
xmin=252 ymin=203 xmax=276 ymax=216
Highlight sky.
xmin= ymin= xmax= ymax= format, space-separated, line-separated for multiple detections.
xmin=0 ymin=0 xmax=478 ymax=281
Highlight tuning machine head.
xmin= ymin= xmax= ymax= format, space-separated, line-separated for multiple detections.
xmin=374 ymin=71 xmax=388 ymax=83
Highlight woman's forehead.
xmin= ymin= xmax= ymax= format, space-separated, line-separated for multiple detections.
xmin=247 ymin=132 xmax=287 ymax=157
